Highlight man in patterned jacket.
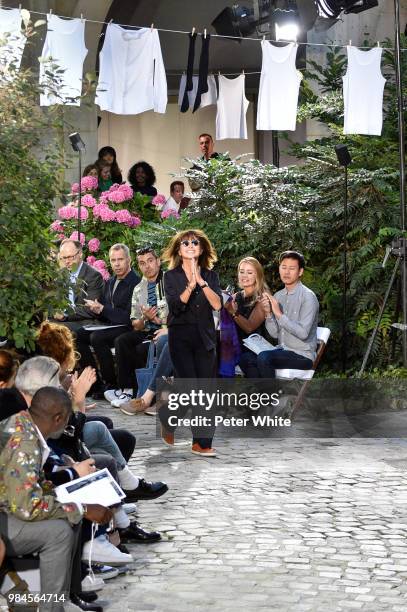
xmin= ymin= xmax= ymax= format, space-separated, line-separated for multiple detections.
xmin=0 ymin=386 xmax=111 ymax=611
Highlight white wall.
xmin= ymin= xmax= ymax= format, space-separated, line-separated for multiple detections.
xmin=98 ymin=96 xmax=256 ymax=195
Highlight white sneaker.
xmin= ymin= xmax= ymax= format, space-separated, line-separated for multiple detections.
xmin=82 ymin=534 xmax=133 ymax=566
xmin=91 ymin=564 xmax=120 ymax=580
xmin=81 ymin=574 xmax=105 ymax=592
xmin=111 ymin=392 xmax=133 ymax=408
xmin=103 ymin=388 xmax=122 ymax=403
xmin=122 ymin=502 xmax=138 ymax=514
xmin=118 ymin=465 xmax=139 ymax=490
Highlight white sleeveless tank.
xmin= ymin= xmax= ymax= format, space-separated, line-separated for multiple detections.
xmin=0 ymin=8 xmax=26 ymax=76
xmin=40 ymin=14 xmax=88 ymax=106
xmin=216 ymin=74 xmax=249 ymax=140
xmin=257 ymin=41 xmax=302 ymax=131
xmin=343 ymin=46 xmax=385 ymax=136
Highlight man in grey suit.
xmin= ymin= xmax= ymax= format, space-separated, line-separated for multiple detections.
xmin=54 ymin=239 xmax=104 ymax=332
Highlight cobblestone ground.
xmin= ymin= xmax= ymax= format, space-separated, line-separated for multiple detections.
xmin=91 ymin=402 xmax=407 ymax=612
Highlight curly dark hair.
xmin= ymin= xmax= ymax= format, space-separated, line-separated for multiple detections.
xmin=128 ymin=161 xmax=156 ymax=189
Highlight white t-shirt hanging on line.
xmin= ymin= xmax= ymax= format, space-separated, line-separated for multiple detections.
xmin=0 ymin=8 xmax=26 ymax=77
xmin=343 ymin=46 xmax=385 ymax=136
xmin=39 ymin=14 xmax=88 ymax=106
xmin=96 ymin=24 xmax=167 ymax=115
xmin=257 ymin=41 xmax=302 ymax=131
xmin=216 ymin=74 xmax=249 ymax=140
xmin=177 ymin=74 xmax=217 ymax=110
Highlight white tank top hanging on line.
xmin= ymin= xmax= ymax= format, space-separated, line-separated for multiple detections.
xmin=257 ymin=41 xmax=302 ymax=131
xmin=216 ymin=74 xmax=249 ymax=140
xmin=39 ymin=14 xmax=88 ymax=106
xmin=0 ymin=7 xmax=26 ymax=78
xmin=343 ymin=46 xmax=385 ymax=136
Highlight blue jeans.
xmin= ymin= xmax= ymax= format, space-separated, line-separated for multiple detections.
xmin=149 ymin=335 xmax=173 ymax=393
xmin=82 ymin=421 xmax=126 ymax=469
xmin=240 ymin=349 xmax=313 ymax=378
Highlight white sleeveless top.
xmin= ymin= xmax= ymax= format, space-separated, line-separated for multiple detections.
xmin=216 ymin=74 xmax=249 ymax=140
xmin=343 ymin=46 xmax=385 ymax=136
xmin=40 ymin=15 xmax=88 ymax=106
xmin=257 ymin=41 xmax=302 ymax=131
xmin=178 ymin=74 xmax=217 ymax=110
xmin=0 ymin=8 xmax=26 ymax=76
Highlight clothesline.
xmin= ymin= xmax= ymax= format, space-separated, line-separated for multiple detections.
xmin=5 ymin=4 xmax=407 ymax=52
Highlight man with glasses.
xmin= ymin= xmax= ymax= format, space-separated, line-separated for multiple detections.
xmin=104 ymin=246 xmax=168 ymax=408
xmin=55 ymin=239 xmax=104 ymax=332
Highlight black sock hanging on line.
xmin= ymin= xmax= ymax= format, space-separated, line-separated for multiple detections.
xmin=193 ymin=33 xmax=211 ymax=113
xmin=181 ymin=32 xmax=197 ymax=113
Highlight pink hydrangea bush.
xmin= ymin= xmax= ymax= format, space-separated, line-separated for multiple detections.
xmin=87 ymin=238 xmax=100 ymax=253
xmin=152 ymin=194 xmax=166 ymax=209
xmin=161 ymin=209 xmax=180 ymax=220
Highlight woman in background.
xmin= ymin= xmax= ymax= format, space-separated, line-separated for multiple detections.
xmin=97 ymin=145 xmax=123 ymax=184
xmin=128 ymin=161 xmax=158 ymax=197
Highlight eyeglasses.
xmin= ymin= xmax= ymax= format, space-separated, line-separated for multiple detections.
xmin=180 ymin=239 xmax=199 ymax=247
xmin=60 ymin=251 xmax=80 ymax=261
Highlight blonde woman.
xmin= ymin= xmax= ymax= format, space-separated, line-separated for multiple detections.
xmin=224 ymin=257 xmax=272 ymax=377
xmin=161 ymin=229 xmax=222 ymax=456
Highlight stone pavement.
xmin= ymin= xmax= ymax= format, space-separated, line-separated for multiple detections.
xmin=92 ymin=401 xmax=407 ymax=612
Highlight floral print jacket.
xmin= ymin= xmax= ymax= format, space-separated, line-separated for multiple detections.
xmin=0 ymin=411 xmax=82 ymax=524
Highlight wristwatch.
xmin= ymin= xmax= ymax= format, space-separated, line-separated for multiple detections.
xmin=200 ymin=282 xmax=208 ymax=289
xmin=82 ymin=503 xmax=88 ymax=516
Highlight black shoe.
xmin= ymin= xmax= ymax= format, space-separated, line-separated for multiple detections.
xmin=70 ymin=594 xmax=103 ymax=611
xmin=77 ymin=592 xmax=98 ymax=603
xmin=118 ymin=522 xmax=161 ymax=544
xmin=124 ymin=478 xmax=168 ymax=502
xmin=117 ymin=543 xmax=130 ymax=554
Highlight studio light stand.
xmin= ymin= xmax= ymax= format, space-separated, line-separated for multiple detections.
xmin=335 ymin=144 xmax=351 ymax=372
xmin=68 ymin=132 xmax=86 ymax=239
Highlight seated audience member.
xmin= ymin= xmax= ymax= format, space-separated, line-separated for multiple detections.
xmin=0 ymin=385 xmax=112 ymax=611
xmin=75 ymin=244 xmax=140 ymax=398
xmin=96 ymin=161 xmax=113 ymax=193
xmin=54 ymin=239 xmax=104 ymax=333
xmin=35 ymin=323 xmax=136 ymax=463
xmin=105 ymin=246 xmax=168 ymax=407
xmin=82 ymin=164 xmax=98 ymax=178
xmin=128 ymin=161 xmax=158 ymax=197
xmin=162 ymin=181 xmax=190 ymax=214
xmin=8 ymin=357 xmax=167 ymax=549
xmin=97 ymin=146 xmax=123 ymax=184
xmin=257 ymin=250 xmax=319 ymax=377
xmin=0 ymin=350 xmax=25 ymax=420
xmin=224 ymin=257 xmax=270 ymax=378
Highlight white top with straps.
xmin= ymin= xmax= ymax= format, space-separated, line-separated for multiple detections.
xmin=257 ymin=41 xmax=302 ymax=131
xmin=40 ymin=14 xmax=88 ymax=106
xmin=343 ymin=46 xmax=385 ymax=136
xmin=216 ymin=74 xmax=249 ymax=140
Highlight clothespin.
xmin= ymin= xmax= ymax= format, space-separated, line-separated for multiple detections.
xmin=204 ymin=28 xmax=207 ymax=39
xmin=218 ymin=70 xmax=221 ymax=76
xmin=109 ymin=19 xmax=113 ymax=24
xmin=18 ymin=3 xmax=22 ymax=10
xmin=262 ymin=35 xmax=265 ymax=41
xmin=377 ymin=40 xmax=381 ymax=47
xmin=49 ymin=8 xmax=53 ymax=15
xmin=150 ymin=23 xmax=154 ymax=32
xmin=80 ymin=13 xmax=84 ymax=23
xmin=349 ymin=39 xmax=352 ymax=46
xmin=192 ymin=27 xmax=195 ymax=36
xmin=242 ymin=69 xmax=245 ymax=75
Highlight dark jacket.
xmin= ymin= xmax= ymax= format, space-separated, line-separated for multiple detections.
xmin=164 ymin=266 xmax=222 ymax=350
xmin=99 ymin=268 xmax=141 ymax=325
xmin=66 ymin=261 xmax=104 ymax=322
xmin=132 ymin=185 xmax=158 ymax=197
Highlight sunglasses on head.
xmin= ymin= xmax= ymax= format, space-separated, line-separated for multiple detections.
xmin=136 ymin=245 xmax=155 ymax=255
xmin=181 ymin=239 xmax=199 ymax=247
